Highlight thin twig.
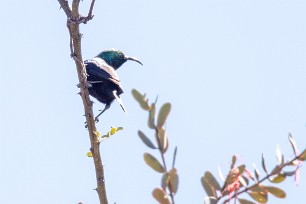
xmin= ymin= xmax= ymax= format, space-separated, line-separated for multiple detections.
xmin=58 ymin=0 xmax=108 ymax=204
xmin=154 ymin=128 xmax=175 ymax=204
xmin=86 ymin=0 xmax=96 ymax=22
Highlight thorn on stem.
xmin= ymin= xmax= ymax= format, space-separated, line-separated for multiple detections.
xmin=70 ymin=52 xmax=77 ymax=58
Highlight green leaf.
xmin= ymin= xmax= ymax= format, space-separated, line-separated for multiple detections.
xmin=253 ymin=164 xmax=260 ymax=181
xmin=157 ymin=103 xmax=171 ymax=129
xmin=201 ymin=171 xmax=221 ymax=197
xmin=158 ymin=128 xmax=168 ymax=153
xmin=172 ymin=146 xmax=178 ymax=169
xmin=117 ymin=127 xmax=123 ymax=131
xmin=238 ymin=198 xmax=256 ymax=204
xmin=249 ymin=185 xmax=265 ymax=193
xmin=131 ymin=89 xmax=150 ymax=110
xmin=288 ymin=133 xmax=298 ymax=156
xmin=138 ymin=130 xmax=157 ymax=149
xmin=148 ymin=103 xmax=156 ymax=129
xmin=299 ymin=149 xmax=306 ymax=161
xmin=261 ymin=154 xmax=268 ymax=174
xmin=224 ymin=165 xmax=246 ymax=187
xmin=264 ymin=186 xmax=286 ymax=198
xmin=161 ymin=173 xmax=169 ymax=190
xmin=152 ymin=188 xmax=170 ymax=204
xmin=144 ymin=153 xmax=165 ymax=173
xmin=237 ymin=165 xmax=246 ymax=174
xmin=248 ymin=191 xmax=268 ymax=203
xmin=169 ymin=168 xmax=179 ymax=194
xmin=110 ymin=127 xmax=117 ymax=135
xmin=204 ymin=197 xmax=217 ymax=204
xmin=101 ymin=127 xmax=123 ymax=139
xmin=86 ymin=152 xmax=93 ymax=157
xmin=270 ymin=173 xmax=286 ymax=183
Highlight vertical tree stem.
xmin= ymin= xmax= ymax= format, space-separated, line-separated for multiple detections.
xmin=58 ymin=0 xmax=108 ymax=203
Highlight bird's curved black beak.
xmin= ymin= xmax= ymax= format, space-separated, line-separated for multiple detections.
xmin=125 ymin=56 xmax=143 ymax=66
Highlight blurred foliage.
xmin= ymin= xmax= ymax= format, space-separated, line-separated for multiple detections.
xmin=133 ymin=89 xmax=306 ymax=204
xmin=202 ymin=135 xmax=305 ymax=203
xmin=132 ymin=89 xmax=178 ymax=204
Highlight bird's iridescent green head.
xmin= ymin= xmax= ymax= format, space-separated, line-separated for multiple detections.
xmin=96 ymin=49 xmax=143 ymax=69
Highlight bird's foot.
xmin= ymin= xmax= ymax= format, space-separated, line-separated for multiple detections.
xmin=94 ymin=116 xmax=100 ymax=123
xmin=76 ymin=82 xmax=92 ymax=88
xmin=86 ymin=82 xmax=92 ymax=88
xmin=70 ymin=52 xmax=77 ymax=58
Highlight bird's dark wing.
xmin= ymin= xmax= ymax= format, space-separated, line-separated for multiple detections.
xmin=85 ymin=58 xmax=121 ymax=85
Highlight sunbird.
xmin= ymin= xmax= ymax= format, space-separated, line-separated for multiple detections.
xmin=84 ymin=49 xmax=142 ymax=121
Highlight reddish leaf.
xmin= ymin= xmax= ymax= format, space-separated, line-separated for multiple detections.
xmin=224 ymin=165 xmax=246 ymax=187
xmin=148 ymin=103 xmax=156 ymax=129
xmin=152 ymin=188 xmax=170 ymax=204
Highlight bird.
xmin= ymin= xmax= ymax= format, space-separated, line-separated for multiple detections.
xmin=84 ymin=49 xmax=143 ymax=122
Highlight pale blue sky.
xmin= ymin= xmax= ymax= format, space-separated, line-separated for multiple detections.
xmin=1 ymin=0 xmax=306 ymax=203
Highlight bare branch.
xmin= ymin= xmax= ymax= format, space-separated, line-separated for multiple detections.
xmin=219 ymin=151 xmax=305 ymax=203
xmin=58 ymin=0 xmax=108 ymax=203
xmin=86 ymin=0 xmax=96 ymax=22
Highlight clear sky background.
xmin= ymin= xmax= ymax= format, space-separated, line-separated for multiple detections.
xmin=1 ymin=0 xmax=306 ymax=203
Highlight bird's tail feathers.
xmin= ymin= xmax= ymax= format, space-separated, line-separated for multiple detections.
xmin=113 ymin=90 xmax=127 ymax=114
